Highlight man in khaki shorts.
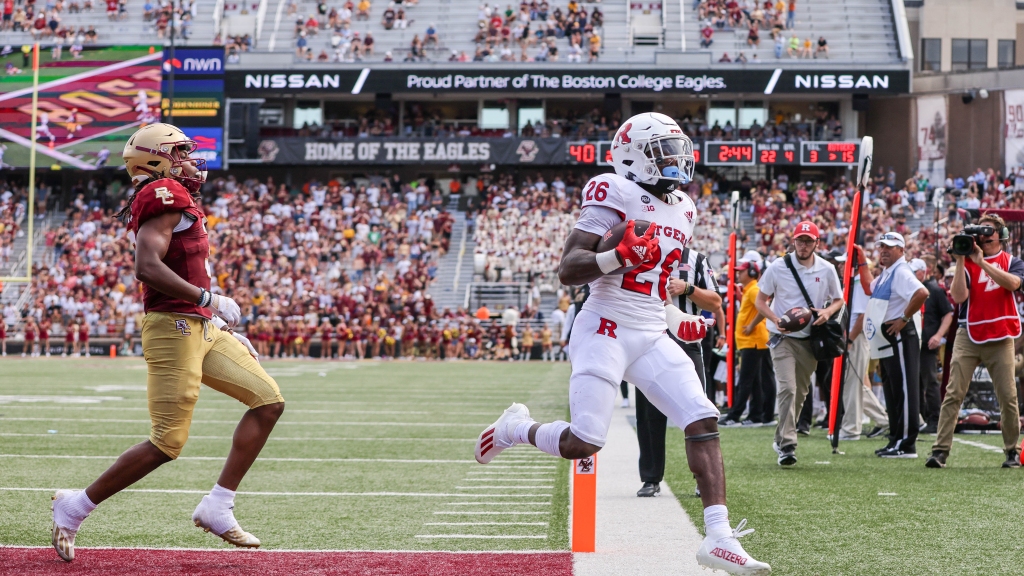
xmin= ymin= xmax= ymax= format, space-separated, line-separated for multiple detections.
xmin=50 ymin=123 xmax=285 ymax=563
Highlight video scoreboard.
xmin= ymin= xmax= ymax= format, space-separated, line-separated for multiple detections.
xmin=568 ymin=140 xmax=857 ymax=167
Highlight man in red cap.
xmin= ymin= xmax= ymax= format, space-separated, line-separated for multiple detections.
xmin=753 ymin=221 xmax=844 ymax=466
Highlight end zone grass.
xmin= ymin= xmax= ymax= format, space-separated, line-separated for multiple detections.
xmin=0 ymin=359 xmax=571 ymax=552
xmin=666 ymin=426 xmax=1021 ymax=575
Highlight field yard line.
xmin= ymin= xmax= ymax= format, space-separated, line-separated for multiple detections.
xmin=444 ymin=502 xmax=551 ymax=506
xmin=433 ymin=511 xmax=550 ymax=515
xmin=952 ymin=437 xmax=1004 ymax=453
xmin=0 ymin=406 xmax=433 ymax=415
xmin=0 ymin=433 xmax=475 ymax=442
xmin=414 ymin=535 xmax=548 ymax=539
xmin=0 ymin=544 xmax=565 ymax=554
xmin=480 ymin=466 xmax=557 ymax=470
xmin=465 ymin=471 xmax=553 ymax=475
xmin=0 ymin=487 xmax=550 ymax=498
xmin=0 ymin=454 xmax=480 ymax=464
xmin=458 ymin=475 xmax=552 ymax=479
xmin=423 ymin=522 xmax=549 ymax=526
xmin=0 ymin=417 xmax=488 ymax=427
xmin=456 ymin=486 xmax=555 ymax=490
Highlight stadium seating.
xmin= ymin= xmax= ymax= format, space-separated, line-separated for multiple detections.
xmin=0 ymin=1 xmax=217 ymax=48
xmin=676 ymin=0 xmax=902 ymax=64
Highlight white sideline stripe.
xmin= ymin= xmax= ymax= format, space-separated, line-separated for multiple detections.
xmin=0 ymin=545 xmax=565 ymax=554
xmin=0 ymin=406 xmax=431 ymax=415
xmin=433 ymin=511 xmax=549 ymax=515
xmin=953 ymin=437 xmax=1004 ymax=453
xmin=460 ymin=475 xmax=552 ymax=479
xmin=456 ymin=485 xmax=554 ymax=489
xmin=0 ymin=417 xmax=487 ymax=427
xmin=466 ymin=471 xmax=553 ymax=475
xmin=423 ymin=522 xmax=549 ymax=526
xmin=0 ymin=433 xmax=474 ymax=442
xmin=0 ymin=454 xmax=479 ymax=464
xmin=444 ymin=502 xmax=551 ymax=506
xmin=414 ymin=535 xmax=547 ymax=539
xmin=0 ymin=487 xmax=546 ymax=498
xmin=479 ymin=466 xmax=556 ymax=470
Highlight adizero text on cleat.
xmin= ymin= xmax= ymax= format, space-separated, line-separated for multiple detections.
xmin=475 ymin=402 xmax=532 ymax=464
xmin=696 ymin=519 xmax=772 ymax=575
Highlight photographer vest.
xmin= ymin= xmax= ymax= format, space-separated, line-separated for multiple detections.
xmin=964 ymin=252 xmax=1022 ymax=344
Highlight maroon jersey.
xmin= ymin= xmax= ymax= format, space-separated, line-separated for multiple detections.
xmin=128 ymin=179 xmax=211 ymax=319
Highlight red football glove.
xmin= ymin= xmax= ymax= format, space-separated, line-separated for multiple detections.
xmin=666 ymin=305 xmax=716 ymax=344
xmin=615 ymin=220 xmax=659 ymax=268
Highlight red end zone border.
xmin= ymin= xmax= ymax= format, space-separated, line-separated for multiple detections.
xmin=0 ymin=547 xmax=573 ymax=576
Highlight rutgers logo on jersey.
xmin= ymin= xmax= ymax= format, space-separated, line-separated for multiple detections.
xmin=581 ymin=173 xmax=696 ymax=306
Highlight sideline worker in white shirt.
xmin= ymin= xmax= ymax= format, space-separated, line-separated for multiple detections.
xmin=755 ymin=221 xmax=844 ymax=466
xmin=837 ymin=247 xmax=890 ymax=441
xmin=862 ymin=232 xmax=928 ymax=459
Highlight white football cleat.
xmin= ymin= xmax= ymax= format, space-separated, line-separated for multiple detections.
xmin=696 ymin=519 xmax=772 ymax=575
xmin=475 ymin=402 xmax=532 ymax=464
xmin=192 ymin=496 xmax=261 ymax=548
xmin=51 ymin=490 xmax=80 ymax=562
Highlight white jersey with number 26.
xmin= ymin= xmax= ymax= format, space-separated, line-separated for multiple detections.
xmin=576 ymin=172 xmax=697 ymax=331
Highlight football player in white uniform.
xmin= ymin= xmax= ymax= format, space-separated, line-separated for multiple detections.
xmin=474 ymin=113 xmax=770 ymax=575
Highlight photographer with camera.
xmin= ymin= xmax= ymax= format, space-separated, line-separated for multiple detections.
xmin=927 ymin=214 xmax=1024 ymax=469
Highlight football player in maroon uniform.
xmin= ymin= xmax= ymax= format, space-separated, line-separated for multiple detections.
xmin=50 ymin=124 xmax=286 ymax=562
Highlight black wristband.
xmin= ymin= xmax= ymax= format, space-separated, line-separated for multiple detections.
xmin=197 ymin=288 xmax=211 ymax=308
xmin=684 ymin=283 xmax=696 ymax=296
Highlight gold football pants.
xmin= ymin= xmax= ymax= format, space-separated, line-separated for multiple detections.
xmin=141 ymin=312 xmax=284 ymax=459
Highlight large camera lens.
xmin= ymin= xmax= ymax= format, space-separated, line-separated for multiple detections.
xmin=951 ymin=234 xmax=975 ymax=256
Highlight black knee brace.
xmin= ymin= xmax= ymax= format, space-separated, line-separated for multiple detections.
xmin=685 ymin=432 xmax=720 ymax=442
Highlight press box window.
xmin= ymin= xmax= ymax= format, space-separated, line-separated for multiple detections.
xmin=998 ymin=40 xmax=1015 ymax=69
xmin=920 ymin=38 xmax=941 ymax=72
xmin=479 ymin=102 xmax=510 ymax=130
xmin=293 ymin=101 xmax=323 ymax=129
xmin=952 ymin=39 xmax=987 ymax=71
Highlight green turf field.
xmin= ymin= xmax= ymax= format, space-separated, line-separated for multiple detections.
xmin=667 ymin=425 xmax=1021 ymax=576
xmin=0 ymin=359 xmax=571 ymax=551
xmin=4 ymin=358 xmax=1021 ymax=574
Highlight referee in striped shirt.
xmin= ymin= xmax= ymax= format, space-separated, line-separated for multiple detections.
xmin=633 ymin=247 xmax=724 ymax=497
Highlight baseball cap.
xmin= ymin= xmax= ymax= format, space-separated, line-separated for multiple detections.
xmin=793 ymin=221 xmax=819 ymax=240
xmin=908 ymin=258 xmax=927 ymax=272
xmin=877 ymin=232 xmax=906 ymax=248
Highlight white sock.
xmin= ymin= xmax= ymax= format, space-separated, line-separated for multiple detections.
xmin=534 ymin=421 xmax=570 ymax=458
xmin=55 ymin=490 xmax=97 ymax=531
xmin=512 ymin=420 xmax=535 ymax=445
xmin=703 ymin=504 xmax=731 ymax=539
xmin=209 ymin=483 xmax=236 ymax=508
xmin=199 ymin=485 xmax=239 ymax=535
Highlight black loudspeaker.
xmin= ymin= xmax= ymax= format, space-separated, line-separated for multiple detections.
xmin=852 ymin=94 xmax=869 ymax=112
xmin=375 ymin=93 xmax=393 ymax=113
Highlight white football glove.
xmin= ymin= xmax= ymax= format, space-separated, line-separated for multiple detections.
xmin=666 ymin=304 xmax=716 ymax=343
xmin=209 ymin=293 xmax=241 ymax=327
xmin=211 ymin=315 xmax=259 ymax=362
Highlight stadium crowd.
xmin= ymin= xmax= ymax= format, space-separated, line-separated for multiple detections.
xmin=2 ymin=162 xmax=1023 ymax=368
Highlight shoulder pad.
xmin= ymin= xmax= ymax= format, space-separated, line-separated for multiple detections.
xmin=130 ymin=179 xmax=195 ymax=231
xmin=581 ymin=173 xmax=627 ymax=216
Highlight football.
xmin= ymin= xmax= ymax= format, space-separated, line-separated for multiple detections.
xmin=778 ymin=306 xmax=813 ymax=332
xmin=595 ymin=219 xmax=653 ymax=275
